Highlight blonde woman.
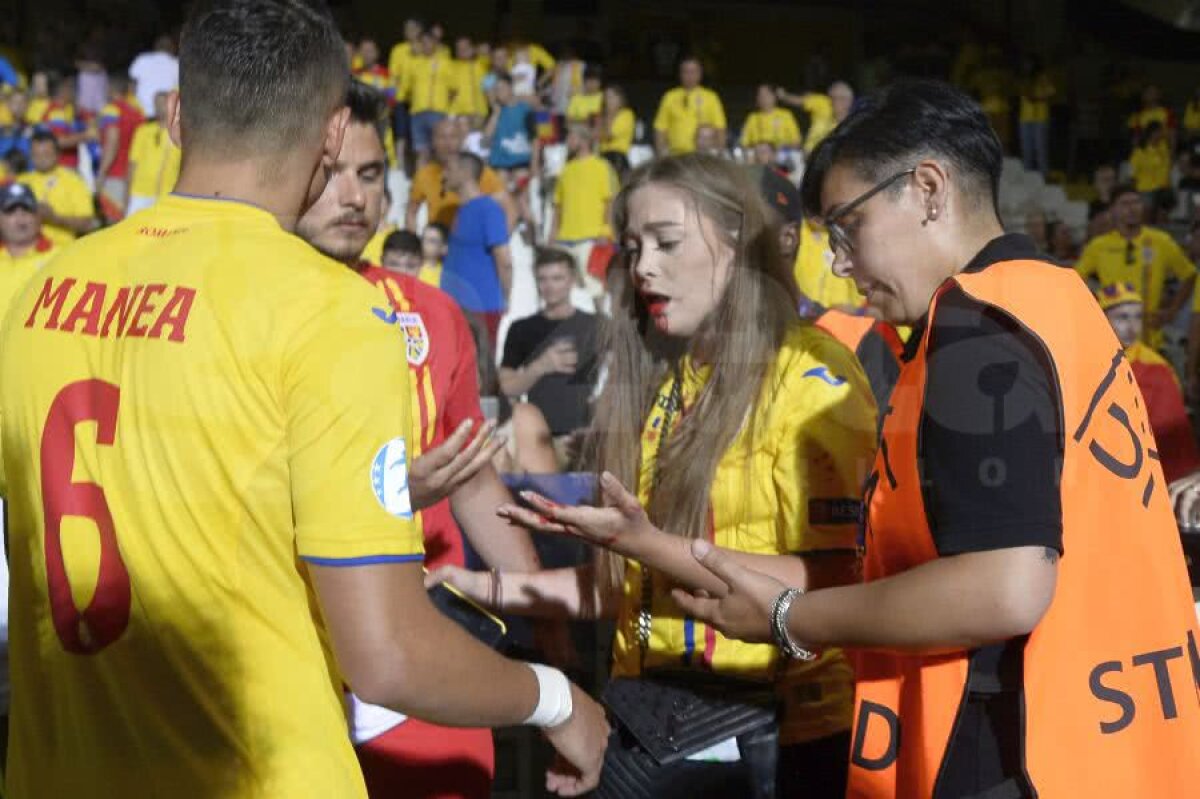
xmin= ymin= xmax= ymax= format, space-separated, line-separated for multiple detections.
xmin=430 ymin=154 xmax=876 ymax=798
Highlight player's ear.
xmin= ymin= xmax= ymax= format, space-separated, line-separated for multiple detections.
xmin=322 ymin=105 xmax=351 ymax=170
xmin=166 ymin=91 xmax=182 ymax=148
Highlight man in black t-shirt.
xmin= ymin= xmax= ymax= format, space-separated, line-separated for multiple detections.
xmin=498 ymin=248 xmax=599 ymax=470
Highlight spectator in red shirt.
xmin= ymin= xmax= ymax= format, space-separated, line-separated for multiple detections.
xmin=95 ymin=74 xmax=145 ymax=221
xmin=1099 ymin=281 xmax=1200 ymax=483
xmin=294 ymin=80 xmax=562 ymax=799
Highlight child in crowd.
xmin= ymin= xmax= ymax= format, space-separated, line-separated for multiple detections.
xmin=420 ymin=221 xmax=448 ymax=287
xmin=1099 ymin=281 xmax=1200 ymax=483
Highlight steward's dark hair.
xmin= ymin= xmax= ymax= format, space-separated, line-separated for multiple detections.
xmin=801 ymin=78 xmax=1003 ymax=219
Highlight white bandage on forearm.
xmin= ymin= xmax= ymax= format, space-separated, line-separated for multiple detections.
xmin=523 ymin=663 xmax=573 ymax=728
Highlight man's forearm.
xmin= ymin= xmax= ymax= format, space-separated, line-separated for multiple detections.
xmin=56 ymin=214 xmax=98 ymax=234
xmin=497 ymin=565 xmax=615 ymax=619
xmin=494 ymin=250 xmax=512 ymax=300
xmin=451 ymin=464 xmax=541 ymax=571
xmin=498 ymin=363 xmax=544 ymax=397
xmin=373 ymin=597 xmax=542 ymax=725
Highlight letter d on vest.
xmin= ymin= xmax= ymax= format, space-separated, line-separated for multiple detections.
xmin=852 ymin=700 xmax=901 ymax=770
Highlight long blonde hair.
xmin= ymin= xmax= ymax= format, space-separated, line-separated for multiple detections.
xmin=590 ymin=154 xmax=799 ymax=587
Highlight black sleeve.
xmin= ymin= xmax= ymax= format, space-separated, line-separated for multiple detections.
xmin=918 ymin=285 xmax=1064 ymax=557
xmin=501 ymin=319 xmax=535 ymax=369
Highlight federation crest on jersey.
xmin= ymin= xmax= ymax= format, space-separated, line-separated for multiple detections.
xmin=370 ymin=437 xmax=413 ymax=519
xmin=398 ymin=312 xmax=429 ymax=367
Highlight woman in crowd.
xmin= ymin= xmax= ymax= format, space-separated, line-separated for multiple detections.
xmin=430 ymin=154 xmax=877 ymax=798
xmin=669 ymin=79 xmax=1200 ymax=799
xmin=599 ymin=83 xmax=635 ymax=178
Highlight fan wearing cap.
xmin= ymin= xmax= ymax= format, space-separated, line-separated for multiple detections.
xmin=1099 ymin=281 xmax=1200 ymax=484
xmin=753 ymin=164 xmax=903 ymax=409
xmin=0 ymin=181 xmax=56 ymax=328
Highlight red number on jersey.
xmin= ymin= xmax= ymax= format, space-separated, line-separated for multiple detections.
xmin=40 ymin=379 xmax=130 ymax=653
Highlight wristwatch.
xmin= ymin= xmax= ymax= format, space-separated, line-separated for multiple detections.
xmin=770 ymin=588 xmax=818 ymax=661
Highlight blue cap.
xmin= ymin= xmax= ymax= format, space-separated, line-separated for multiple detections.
xmin=0 ymin=182 xmax=37 ymax=212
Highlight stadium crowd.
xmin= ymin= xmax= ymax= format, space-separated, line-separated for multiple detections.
xmin=0 ymin=2 xmax=1199 ymax=798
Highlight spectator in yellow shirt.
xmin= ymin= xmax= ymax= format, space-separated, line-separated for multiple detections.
xmin=387 ymin=18 xmax=424 ymax=164
xmin=449 ymin=37 xmax=488 ymax=124
xmin=1129 ymin=84 xmax=1176 ymax=148
xmin=777 ymin=81 xmax=854 ymax=153
xmin=0 ymin=182 xmax=58 ymax=326
xmin=25 ymin=71 xmax=49 ymax=126
xmin=1018 ymin=60 xmax=1055 ymax=176
xmin=600 ymin=84 xmax=635 ymax=169
xmin=1131 ymin=121 xmax=1173 ymax=202
xmin=565 ymin=66 xmax=603 ymax=124
xmin=126 ymin=91 xmax=181 ymax=214
xmin=551 ymin=124 xmax=617 ymax=296
xmin=1184 ymin=87 xmax=1200 ymax=141
xmin=1076 ymin=184 xmax=1195 ymax=346
xmin=653 ymin=57 xmax=726 ymax=155
xmin=740 ymin=84 xmax=801 ymax=150
xmin=19 ymin=130 xmax=97 ymax=245
xmin=402 ymin=29 xmax=453 ymax=167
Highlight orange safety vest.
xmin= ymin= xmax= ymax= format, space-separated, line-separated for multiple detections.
xmin=851 ymin=257 xmax=1200 ymax=798
xmin=816 ymin=308 xmax=904 ymax=410
xmin=815 ymin=309 xmax=904 ymax=359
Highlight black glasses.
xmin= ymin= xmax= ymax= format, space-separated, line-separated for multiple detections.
xmin=825 ymin=168 xmax=916 ymax=256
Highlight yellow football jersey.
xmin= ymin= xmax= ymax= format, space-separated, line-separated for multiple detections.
xmin=611 ymin=323 xmax=876 ymax=745
xmin=0 ymin=195 xmax=423 ymax=797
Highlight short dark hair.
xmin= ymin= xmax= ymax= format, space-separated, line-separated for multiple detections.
xmin=178 ymin=0 xmax=349 ymax=157
xmin=346 ymin=79 xmax=387 ymax=142
xmin=455 ymin=151 xmax=484 ymax=182
xmin=1112 ymin=182 xmax=1141 ymax=202
xmin=801 ymin=78 xmax=1003 ymax=219
xmin=425 ymin=221 xmax=449 ymax=242
xmin=534 ymin=247 xmax=575 ymax=272
xmin=30 ymin=130 xmax=58 ymax=150
xmin=382 ymin=229 xmax=422 ymax=257
xmin=584 ymin=64 xmax=603 ymax=83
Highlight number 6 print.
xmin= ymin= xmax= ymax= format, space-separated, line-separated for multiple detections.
xmin=40 ymin=379 xmax=131 ymax=654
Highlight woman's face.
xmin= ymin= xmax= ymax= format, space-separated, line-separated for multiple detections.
xmin=820 ymin=161 xmax=934 ymax=325
xmin=604 ymin=87 xmax=622 ymax=110
xmin=622 ymin=182 xmax=735 ymax=338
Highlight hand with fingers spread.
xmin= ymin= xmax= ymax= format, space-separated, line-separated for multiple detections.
xmin=670 ymin=539 xmax=788 ymax=645
xmin=410 ymin=419 xmax=505 ymax=510
xmin=542 ymin=684 xmax=610 ymax=796
xmin=496 ymin=471 xmax=656 ymax=553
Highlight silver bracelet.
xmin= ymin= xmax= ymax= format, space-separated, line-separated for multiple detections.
xmin=770 ymin=588 xmax=818 ymax=661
